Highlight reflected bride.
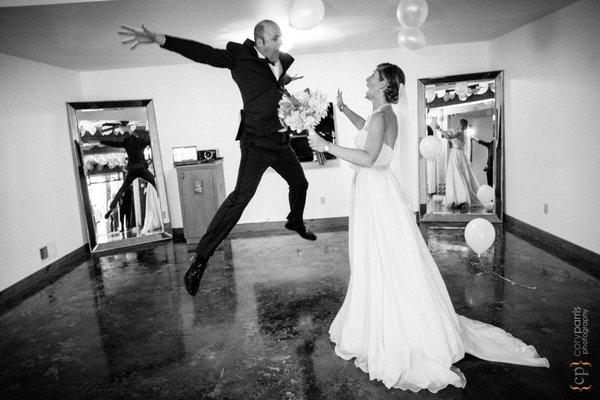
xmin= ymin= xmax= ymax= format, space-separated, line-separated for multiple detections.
xmin=434 ymin=119 xmax=481 ymax=209
xmin=418 ymin=71 xmax=503 ymax=221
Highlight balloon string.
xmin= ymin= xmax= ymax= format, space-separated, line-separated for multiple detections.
xmin=477 ymin=256 xmax=537 ymax=290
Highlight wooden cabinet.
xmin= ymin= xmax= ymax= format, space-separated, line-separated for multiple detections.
xmin=175 ymin=160 xmax=226 ymax=245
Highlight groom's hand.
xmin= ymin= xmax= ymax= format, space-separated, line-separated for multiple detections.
xmin=283 ymin=74 xmax=303 ymax=85
xmin=118 ymin=24 xmax=165 ymax=49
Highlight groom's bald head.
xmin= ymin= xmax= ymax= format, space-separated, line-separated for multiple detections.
xmin=253 ymin=20 xmax=282 ymax=63
xmin=254 ymin=20 xmax=280 ymax=43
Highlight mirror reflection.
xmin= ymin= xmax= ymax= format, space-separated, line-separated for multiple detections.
xmin=68 ymin=101 xmax=172 ymax=253
xmin=418 ymin=71 xmax=503 ymax=222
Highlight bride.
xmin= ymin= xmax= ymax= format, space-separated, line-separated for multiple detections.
xmin=433 ymin=119 xmax=481 ymax=208
xmin=307 ymin=63 xmax=548 ymax=393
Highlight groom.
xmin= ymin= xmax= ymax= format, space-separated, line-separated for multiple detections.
xmin=119 ymin=20 xmax=316 ymax=296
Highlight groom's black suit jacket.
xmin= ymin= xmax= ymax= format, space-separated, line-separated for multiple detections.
xmin=161 ymin=36 xmax=294 ymax=149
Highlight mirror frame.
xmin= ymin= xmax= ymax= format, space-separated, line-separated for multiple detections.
xmin=417 ymin=71 xmax=504 ymax=223
xmin=67 ymin=99 xmax=172 ymax=253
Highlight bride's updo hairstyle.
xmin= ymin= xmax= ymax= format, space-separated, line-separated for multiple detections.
xmin=376 ymin=63 xmax=405 ymax=104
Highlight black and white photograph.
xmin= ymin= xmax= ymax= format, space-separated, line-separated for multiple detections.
xmin=0 ymin=0 xmax=598 ymax=399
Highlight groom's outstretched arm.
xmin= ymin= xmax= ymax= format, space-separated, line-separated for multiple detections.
xmin=161 ymin=36 xmax=236 ymax=69
xmin=119 ymin=25 xmax=235 ymax=69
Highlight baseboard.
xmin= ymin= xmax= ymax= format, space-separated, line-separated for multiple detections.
xmin=504 ymin=214 xmax=600 ymax=279
xmin=173 ymin=217 xmax=350 ymax=246
xmin=0 ymin=244 xmax=91 ymax=313
xmin=229 ymin=216 xmax=349 ymax=239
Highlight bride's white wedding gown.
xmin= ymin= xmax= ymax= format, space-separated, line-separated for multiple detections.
xmin=329 ymin=112 xmax=549 ymax=393
xmin=444 ymin=133 xmax=481 ymax=207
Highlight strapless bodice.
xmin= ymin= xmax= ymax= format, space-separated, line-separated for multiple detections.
xmin=450 ymin=130 xmax=466 ymax=150
xmin=450 ymin=138 xmax=464 ymax=150
xmin=354 ymin=130 xmax=394 ymax=167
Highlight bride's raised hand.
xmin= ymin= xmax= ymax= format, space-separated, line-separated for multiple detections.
xmin=337 ymin=89 xmax=346 ymax=111
xmin=118 ymin=25 xmax=161 ymax=49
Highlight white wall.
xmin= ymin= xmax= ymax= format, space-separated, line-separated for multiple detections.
xmin=0 ymin=53 xmax=84 ymax=291
xmin=80 ymin=40 xmax=490 ymax=229
xmin=490 ymin=0 xmax=600 ymax=253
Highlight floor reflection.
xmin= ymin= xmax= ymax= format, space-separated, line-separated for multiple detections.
xmin=88 ymin=248 xmax=186 ymax=381
xmin=0 ymin=227 xmax=598 ymax=399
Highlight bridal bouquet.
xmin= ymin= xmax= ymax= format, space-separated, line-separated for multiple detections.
xmin=278 ymin=88 xmax=329 ymax=165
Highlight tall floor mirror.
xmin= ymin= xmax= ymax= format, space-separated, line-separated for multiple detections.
xmin=67 ymin=100 xmax=172 ymax=253
xmin=417 ymin=71 xmax=504 ymax=222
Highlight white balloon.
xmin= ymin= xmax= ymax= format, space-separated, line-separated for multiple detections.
xmin=397 ymin=27 xmax=426 ymax=50
xmin=455 ymin=82 xmax=468 ymax=95
xmin=477 ymin=185 xmax=495 ymax=204
xmin=289 ymin=0 xmax=325 ymax=30
xmin=465 ymin=218 xmax=496 ymax=256
xmin=419 ymin=135 xmax=442 ymax=160
xmin=396 ymin=0 xmax=429 ymax=27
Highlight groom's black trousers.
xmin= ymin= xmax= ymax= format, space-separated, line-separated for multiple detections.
xmin=194 ymin=140 xmax=308 ymax=263
xmin=109 ymin=166 xmax=156 ymax=210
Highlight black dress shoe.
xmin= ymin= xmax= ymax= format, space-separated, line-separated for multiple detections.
xmin=285 ymin=221 xmax=317 ymax=241
xmin=184 ymin=262 xmax=206 ymax=296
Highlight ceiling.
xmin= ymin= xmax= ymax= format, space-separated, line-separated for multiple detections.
xmin=0 ymin=0 xmax=578 ymax=71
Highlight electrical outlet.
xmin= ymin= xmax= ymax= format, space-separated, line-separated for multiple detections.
xmin=39 ymin=246 xmax=49 ymax=261
xmin=39 ymin=241 xmax=57 ymax=262
xmin=544 ymin=204 xmax=548 ymax=214
xmin=320 ymin=196 xmax=326 ymax=205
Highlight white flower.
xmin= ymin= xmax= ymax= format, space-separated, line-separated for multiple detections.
xmin=278 ymin=88 xmax=329 ymax=133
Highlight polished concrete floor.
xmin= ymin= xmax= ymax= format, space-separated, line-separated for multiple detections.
xmin=1 ymin=226 xmax=598 ymax=399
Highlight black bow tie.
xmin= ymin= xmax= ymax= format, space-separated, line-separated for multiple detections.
xmin=263 ymin=58 xmax=275 ymax=66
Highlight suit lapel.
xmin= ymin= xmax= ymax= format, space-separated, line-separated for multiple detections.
xmin=278 ymin=52 xmax=294 ymax=76
xmin=243 ymin=39 xmax=276 ymax=80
